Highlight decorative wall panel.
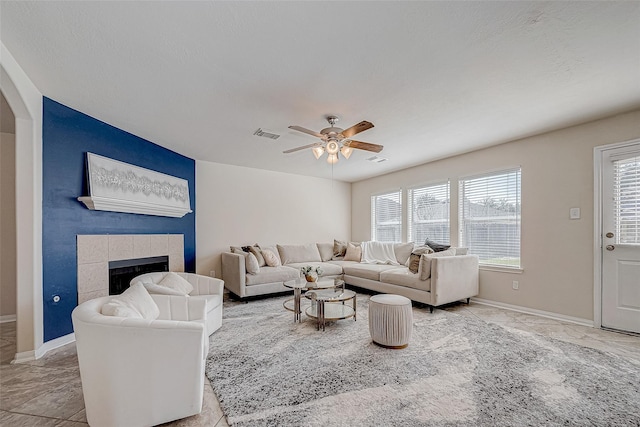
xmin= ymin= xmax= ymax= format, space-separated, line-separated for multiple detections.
xmin=78 ymin=153 xmax=192 ymax=217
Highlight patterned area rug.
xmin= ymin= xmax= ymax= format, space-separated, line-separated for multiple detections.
xmin=206 ymin=295 xmax=640 ymax=426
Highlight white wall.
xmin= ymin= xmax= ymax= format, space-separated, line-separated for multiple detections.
xmin=0 ymin=132 xmax=16 ymax=318
xmin=196 ymin=161 xmax=351 ymax=278
xmin=352 ymin=110 xmax=640 ymax=321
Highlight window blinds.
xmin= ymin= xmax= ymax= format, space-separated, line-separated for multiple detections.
xmin=614 ymin=155 xmax=640 ymax=245
xmin=371 ymin=190 xmax=402 ymax=242
xmin=407 ymin=182 xmax=450 ymax=244
xmin=459 ymin=168 xmax=521 ymax=268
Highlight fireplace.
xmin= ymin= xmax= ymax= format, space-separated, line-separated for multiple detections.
xmin=76 ymin=234 xmax=184 ymax=304
xmin=108 ymin=256 xmax=169 ymax=295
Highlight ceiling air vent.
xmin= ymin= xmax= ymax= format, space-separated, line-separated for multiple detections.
xmin=253 ymin=128 xmax=280 ymax=140
xmin=366 ymin=156 xmax=388 ymax=163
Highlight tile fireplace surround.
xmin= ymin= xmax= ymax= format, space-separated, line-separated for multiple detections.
xmin=76 ymin=234 xmax=184 ymax=304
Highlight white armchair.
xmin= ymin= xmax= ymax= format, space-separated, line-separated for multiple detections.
xmin=72 ymin=294 xmax=207 ymax=427
xmin=131 ymin=272 xmax=224 ymax=335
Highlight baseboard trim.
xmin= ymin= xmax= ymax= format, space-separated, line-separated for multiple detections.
xmin=471 ymin=298 xmax=594 ymax=328
xmin=0 ymin=314 xmax=17 ymax=323
xmin=12 ymin=332 xmax=76 ymax=364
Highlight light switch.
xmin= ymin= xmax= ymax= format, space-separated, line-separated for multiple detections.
xmin=570 ymin=207 xmax=581 ymax=220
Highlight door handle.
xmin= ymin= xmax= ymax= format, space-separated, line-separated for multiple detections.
xmin=606 ymin=232 xmax=614 ymax=238
xmin=606 ymin=245 xmax=615 ymax=251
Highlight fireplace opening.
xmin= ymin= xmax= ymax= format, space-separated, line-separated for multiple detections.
xmin=108 ymin=256 xmax=169 ymax=295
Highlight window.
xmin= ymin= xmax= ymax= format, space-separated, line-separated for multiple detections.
xmin=407 ymin=181 xmax=450 ymax=244
xmin=459 ymin=168 xmax=521 ymax=268
xmin=371 ymin=190 xmax=402 ymax=242
xmin=614 ymin=155 xmax=640 ymax=244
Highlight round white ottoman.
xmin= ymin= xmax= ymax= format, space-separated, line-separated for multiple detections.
xmin=368 ymin=294 xmax=413 ymax=349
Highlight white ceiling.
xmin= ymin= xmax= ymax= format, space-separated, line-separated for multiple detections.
xmin=1 ymin=2 xmax=639 ymax=182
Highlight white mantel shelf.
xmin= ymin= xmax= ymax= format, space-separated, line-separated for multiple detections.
xmin=78 ymin=196 xmax=192 ymax=218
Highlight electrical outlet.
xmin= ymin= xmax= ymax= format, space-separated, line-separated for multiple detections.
xmin=210 ymin=270 xmax=216 ymax=277
xmin=512 ymin=280 xmax=519 ymax=290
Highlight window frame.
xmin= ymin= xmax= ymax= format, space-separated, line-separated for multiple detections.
xmin=371 ymin=189 xmax=403 ymax=242
xmin=407 ymin=180 xmax=450 ymax=245
xmin=459 ymin=167 xmax=522 ymax=270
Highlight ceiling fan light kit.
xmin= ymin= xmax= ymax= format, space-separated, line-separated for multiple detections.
xmin=285 ymin=116 xmax=383 ymax=164
xmin=312 ymin=146 xmax=325 ymax=159
xmin=340 ymin=145 xmax=353 ymax=159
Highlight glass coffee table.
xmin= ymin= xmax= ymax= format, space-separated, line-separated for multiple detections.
xmin=304 ymin=288 xmax=356 ymax=331
xmin=283 ymin=278 xmax=344 ymax=323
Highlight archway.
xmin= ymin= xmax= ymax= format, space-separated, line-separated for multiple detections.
xmin=0 ymin=43 xmax=43 ymax=361
xmin=0 ymin=92 xmax=17 ymax=340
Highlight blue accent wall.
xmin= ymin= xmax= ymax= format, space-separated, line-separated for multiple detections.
xmin=42 ymin=98 xmax=196 ymax=342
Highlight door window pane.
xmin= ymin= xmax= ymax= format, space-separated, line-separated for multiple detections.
xmin=614 ymin=155 xmax=640 ymax=244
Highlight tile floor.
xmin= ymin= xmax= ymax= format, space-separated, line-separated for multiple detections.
xmin=1 ymin=298 xmax=638 ymax=426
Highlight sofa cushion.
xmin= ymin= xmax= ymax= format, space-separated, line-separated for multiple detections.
xmin=316 ymin=243 xmax=334 ymax=262
xmin=245 ymin=266 xmax=300 ymax=286
xmin=394 ymin=242 xmax=414 ymax=265
xmin=101 ymin=282 xmax=160 ymax=320
xmin=277 ymin=243 xmax=322 ymax=264
xmin=326 ymin=260 xmax=359 ymax=269
xmin=343 ymin=263 xmax=402 ymax=281
xmin=420 ymin=248 xmax=457 ymax=280
xmin=380 ymin=268 xmax=432 ymax=292
xmin=287 ymin=262 xmax=343 ymax=277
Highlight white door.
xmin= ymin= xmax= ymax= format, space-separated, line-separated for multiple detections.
xmin=601 ymin=143 xmax=640 ymax=333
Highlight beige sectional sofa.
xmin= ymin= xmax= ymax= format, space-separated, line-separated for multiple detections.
xmin=222 ymin=242 xmax=479 ymax=311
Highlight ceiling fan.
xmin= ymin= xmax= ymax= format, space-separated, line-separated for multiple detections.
xmin=284 ymin=116 xmax=383 ymax=164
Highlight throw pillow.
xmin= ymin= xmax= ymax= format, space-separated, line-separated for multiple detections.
xmin=142 ymin=282 xmax=186 ymax=297
xmin=231 ymin=247 xmax=246 ymax=255
xmin=333 ymin=239 xmax=348 ymax=259
xmin=245 ymin=252 xmax=260 ymax=275
xmin=248 ymin=245 xmax=266 ymax=267
xmin=156 ymin=272 xmax=194 ymax=295
xmin=262 ymin=249 xmax=281 ymax=267
xmin=407 ymin=245 xmax=435 ymax=274
xmin=394 ymin=242 xmax=414 ymax=265
xmin=344 ymin=242 xmax=362 ymax=262
xmin=257 ymin=244 xmax=282 ymax=265
xmin=420 ymin=248 xmax=456 ymax=280
xmin=453 ymin=247 xmax=469 ymax=255
xmin=316 ymin=243 xmax=334 ymax=262
xmin=101 ymin=282 xmax=160 ymax=320
xmin=424 ymin=238 xmax=451 ymax=252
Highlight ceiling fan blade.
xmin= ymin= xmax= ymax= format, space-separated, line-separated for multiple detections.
xmin=288 ymin=125 xmax=324 ymax=138
xmin=341 ymin=121 xmax=374 ymax=138
xmin=283 ymin=143 xmax=319 ymax=154
xmin=344 ymin=140 xmax=384 ymax=153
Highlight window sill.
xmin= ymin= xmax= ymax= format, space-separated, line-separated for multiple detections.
xmin=479 ymin=265 xmax=524 ymax=274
